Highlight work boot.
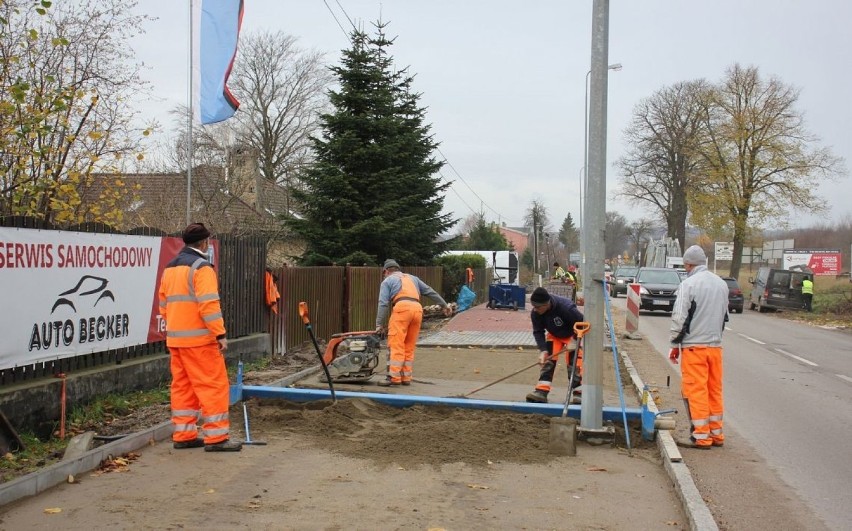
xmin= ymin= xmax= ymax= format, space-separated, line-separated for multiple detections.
xmin=401 ymin=380 xmax=411 ymax=386
xmin=377 ymin=378 xmax=400 ymax=387
xmin=204 ymin=439 xmax=243 ymax=452
xmin=676 ymin=437 xmax=712 ymax=450
xmin=173 ymin=438 xmax=204 ymax=450
xmin=525 ymin=389 xmax=549 ymax=403
xmin=712 ymin=439 xmax=725 ymax=447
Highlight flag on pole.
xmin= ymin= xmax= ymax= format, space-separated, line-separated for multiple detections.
xmin=191 ymin=0 xmax=244 ymax=124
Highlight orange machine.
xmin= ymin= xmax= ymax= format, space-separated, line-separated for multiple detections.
xmin=319 ymin=331 xmax=383 ymax=383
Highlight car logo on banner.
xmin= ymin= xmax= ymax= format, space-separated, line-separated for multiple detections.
xmin=30 ymin=274 xmax=129 ymax=353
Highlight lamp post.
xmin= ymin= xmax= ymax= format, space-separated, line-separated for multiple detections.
xmin=581 ymin=62 xmax=621 ymax=281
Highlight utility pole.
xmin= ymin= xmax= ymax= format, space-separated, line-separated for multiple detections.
xmin=581 ymin=0 xmax=611 ymax=432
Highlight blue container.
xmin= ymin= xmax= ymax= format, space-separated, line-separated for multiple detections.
xmin=487 ymin=283 xmax=526 ymax=310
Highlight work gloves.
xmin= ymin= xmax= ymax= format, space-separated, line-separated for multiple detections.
xmin=374 ymin=326 xmax=387 ymax=340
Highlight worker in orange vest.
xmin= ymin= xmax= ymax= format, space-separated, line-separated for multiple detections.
xmin=158 ymin=223 xmax=241 ymax=452
xmin=375 ymin=259 xmax=452 ymax=386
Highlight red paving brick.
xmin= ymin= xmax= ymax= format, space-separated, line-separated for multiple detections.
xmin=444 ymin=302 xmax=531 ymax=332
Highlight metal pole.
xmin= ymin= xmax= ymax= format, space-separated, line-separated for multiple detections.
xmin=582 ymin=70 xmax=591 ymax=283
xmin=580 ymin=0 xmax=610 ymax=431
xmin=186 ymin=0 xmax=194 ymax=226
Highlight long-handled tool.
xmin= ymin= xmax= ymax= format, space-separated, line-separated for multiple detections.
xmin=451 ymin=361 xmax=540 ymax=399
xmin=602 ymin=279 xmax=632 ymax=453
xmin=298 ymin=301 xmax=336 ymax=403
xmin=234 ymin=360 xmax=267 ymax=446
xmin=561 ymin=322 xmax=590 ymax=418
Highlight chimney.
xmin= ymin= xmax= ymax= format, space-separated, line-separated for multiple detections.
xmin=228 ymin=146 xmax=261 ymax=211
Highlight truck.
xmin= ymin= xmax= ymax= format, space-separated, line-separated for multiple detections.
xmin=442 ymin=250 xmax=520 ymax=285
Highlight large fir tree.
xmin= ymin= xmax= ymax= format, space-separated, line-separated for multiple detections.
xmin=287 ymin=23 xmax=454 ymax=265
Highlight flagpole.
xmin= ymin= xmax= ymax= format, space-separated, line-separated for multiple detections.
xmin=186 ymin=0 xmax=194 ymax=227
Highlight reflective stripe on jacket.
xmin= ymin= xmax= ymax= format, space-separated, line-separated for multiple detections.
xmin=158 ymin=246 xmax=226 ymax=347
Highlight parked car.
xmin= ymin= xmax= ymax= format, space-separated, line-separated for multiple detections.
xmin=609 ymin=265 xmax=639 ymax=298
xmin=749 ymin=267 xmax=812 ymax=312
xmin=721 ymin=277 xmax=744 ymax=313
xmin=634 ymin=267 xmax=682 ymax=313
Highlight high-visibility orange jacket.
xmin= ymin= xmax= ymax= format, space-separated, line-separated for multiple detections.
xmin=158 ymin=247 xmax=226 ymax=347
xmin=265 ymin=270 xmax=281 ymax=314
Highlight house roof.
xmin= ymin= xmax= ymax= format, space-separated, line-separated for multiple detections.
xmin=85 ymin=165 xmax=295 ymax=235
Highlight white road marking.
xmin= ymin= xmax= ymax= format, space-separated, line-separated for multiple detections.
xmin=738 ymin=333 xmax=766 ymax=345
xmin=775 ymin=348 xmax=818 ymax=367
xmin=836 ymin=374 xmax=852 ymax=384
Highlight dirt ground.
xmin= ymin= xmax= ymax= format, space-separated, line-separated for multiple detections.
xmin=0 ymin=310 xmax=829 ymax=530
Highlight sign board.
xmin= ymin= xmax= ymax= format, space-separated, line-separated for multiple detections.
xmin=714 ymin=241 xmax=734 ymax=261
xmin=783 ymin=249 xmax=841 ymax=276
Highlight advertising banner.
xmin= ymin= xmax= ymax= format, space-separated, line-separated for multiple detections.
xmin=782 ymin=249 xmax=842 ymax=276
xmin=0 ymin=228 xmax=164 ymax=367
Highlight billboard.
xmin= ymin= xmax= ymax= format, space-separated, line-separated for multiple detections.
xmin=782 ymin=249 xmax=841 ymax=276
xmin=0 ymin=227 xmax=219 ymax=368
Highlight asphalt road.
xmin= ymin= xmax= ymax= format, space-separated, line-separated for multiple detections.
xmin=612 ymin=295 xmax=852 ymax=530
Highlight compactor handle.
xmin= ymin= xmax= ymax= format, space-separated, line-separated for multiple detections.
xmin=574 ymin=321 xmax=591 ymax=338
xmin=298 ymin=301 xmax=311 ymax=325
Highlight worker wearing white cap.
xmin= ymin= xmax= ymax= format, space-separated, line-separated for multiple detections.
xmin=669 ymin=245 xmax=729 ymax=450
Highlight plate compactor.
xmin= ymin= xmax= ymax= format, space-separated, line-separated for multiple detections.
xmin=319 ymin=331 xmax=384 ymax=383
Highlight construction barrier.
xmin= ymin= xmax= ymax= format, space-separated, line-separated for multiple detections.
xmin=626 ymin=283 xmax=640 ymax=335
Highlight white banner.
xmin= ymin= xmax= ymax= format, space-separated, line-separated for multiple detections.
xmin=714 ymin=241 xmax=734 ymax=261
xmin=0 ymin=228 xmax=164 ymax=367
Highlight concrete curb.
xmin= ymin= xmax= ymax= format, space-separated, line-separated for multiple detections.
xmin=620 ymin=348 xmax=719 ymax=531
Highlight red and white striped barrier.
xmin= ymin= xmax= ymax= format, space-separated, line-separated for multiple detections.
xmin=626 ymin=283 xmax=641 ymax=337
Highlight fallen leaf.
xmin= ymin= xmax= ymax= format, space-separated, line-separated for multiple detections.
xmin=205 ymin=489 xmax=216 ymax=494
xmin=247 ymin=501 xmax=261 ymax=509
xmin=67 ymin=474 xmax=75 ymax=484
xmin=487 ymin=460 xmax=493 ymax=465
xmin=44 ymin=508 xmax=62 ymax=514
xmin=572 ymin=495 xmax=581 ymax=499
xmin=473 ymin=368 xmax=480 ymax=374
xmin=665 ymin=521 xmax=679 ymax=526
xmin=586 ymin=466 xmax=607 ymax=472
xmin=467 ymin=484 xmax=490 ymax=490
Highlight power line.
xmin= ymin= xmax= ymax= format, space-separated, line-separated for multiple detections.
xmin=322 ymin=0 xmax=350 ymax=39
xmin=437 ymin=147 xmax=520 ymax=226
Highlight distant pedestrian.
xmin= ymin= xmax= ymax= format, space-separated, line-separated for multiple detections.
xmin=375 ymin=259 xmax=452 ymax=386
xmin=669 ymin=245 xmax=729 ymax=450
xmin=552 ymin=262 xmax=566 ymax=280
xmin=802 ymin=277 xmax=813 ymax=312
xmin=159 ymin=223 xmax=242 ymax=452
xmin=525 ymin=287 xmax=585 ymax=403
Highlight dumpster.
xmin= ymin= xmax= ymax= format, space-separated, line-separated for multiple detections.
xmin=486 ymin=283 xmax=526 ymax=311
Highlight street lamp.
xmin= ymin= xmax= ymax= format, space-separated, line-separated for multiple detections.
xmin=581 ymin=62 xmax=622 ymax=278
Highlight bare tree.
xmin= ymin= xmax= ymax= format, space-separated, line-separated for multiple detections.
xmin=0 ymin=0 xmax=154 ymax=225
xmin=626 ymin=218 xmax=655 ymax=263
xmin=693 ymin=64 xmax=845 ymax=278
xmin=604 ymin=211 xmax=629 ymax=261
xmin=231 ymin=31 xmax=332 ymax=213
xmin=616 ymin=80 xmax=709 ymax=251
xmin=524 ymin=199 xmax=550 ymax=274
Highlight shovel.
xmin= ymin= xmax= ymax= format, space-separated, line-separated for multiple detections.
xmin=549 ymin=322 xmax=590 ymax=456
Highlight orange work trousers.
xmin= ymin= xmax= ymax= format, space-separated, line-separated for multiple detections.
xmin=169 ymin=343 xmax=231 ymax=444
xmin=386 ymin=300 xmax=424 ymax=384
xmin=680 ymin=345 xmax=724 ymax=447
xmin=535 ymin=333 xmax=582 ymax=393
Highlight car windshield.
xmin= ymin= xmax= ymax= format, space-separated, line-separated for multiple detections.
xmin=638 ymin=270 xmax=681 ymax=284
xmin=616 ymin=267 xmax=639 ymax=276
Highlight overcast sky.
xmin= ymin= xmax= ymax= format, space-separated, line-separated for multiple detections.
xmin=130 ymin=0 xmax=852 ymax=233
